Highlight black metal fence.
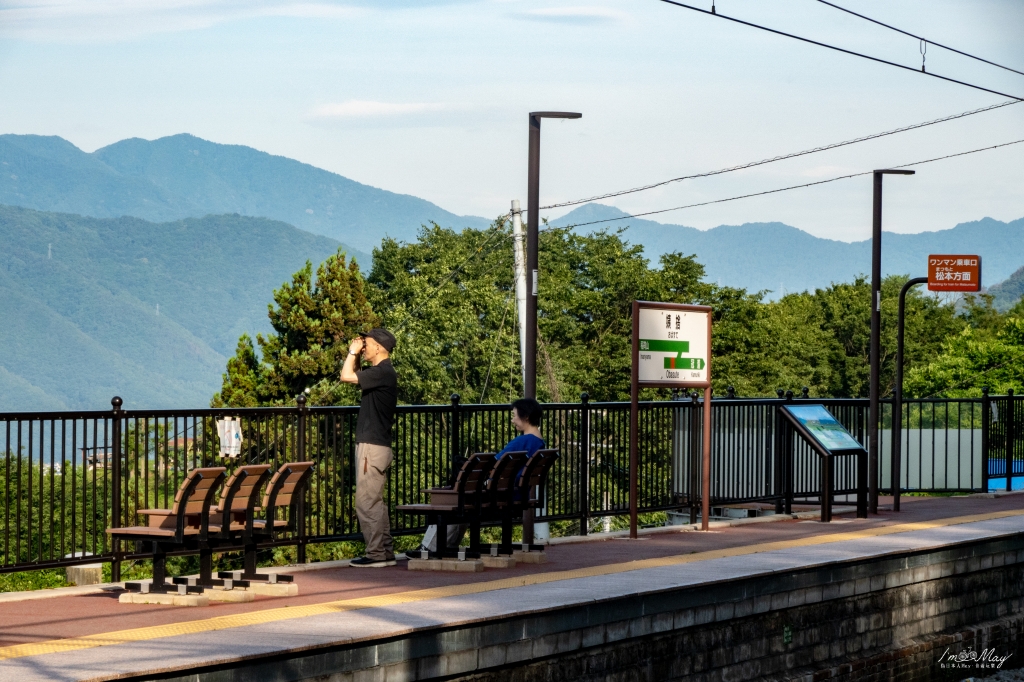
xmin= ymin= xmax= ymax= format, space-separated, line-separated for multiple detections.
xmin=2 ymin=392 xmax=1020 ymax=575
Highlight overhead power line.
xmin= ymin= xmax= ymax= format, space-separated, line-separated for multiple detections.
xmin=540 ymin=99 xmax=1020 ymax=211
xmin=656 ymin=0 xmax=1024 ymax=102
xmin=815 ymin=0 xmax=1024 ymax=78
xmin=556 ymin=138 xmax=1024 ymax=230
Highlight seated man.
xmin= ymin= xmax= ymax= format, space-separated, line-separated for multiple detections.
xmin=420 ymin=398 xmax=545 ymax=552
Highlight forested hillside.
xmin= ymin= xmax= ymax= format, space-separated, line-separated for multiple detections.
xmin=553 ymin=204 xmax=1024 ymax=298
xmin=0 ymin=206 xmax=348 ymax=410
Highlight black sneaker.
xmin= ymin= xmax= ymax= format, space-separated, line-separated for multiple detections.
xmin=350 ymin=556 xmax=392 ymax=568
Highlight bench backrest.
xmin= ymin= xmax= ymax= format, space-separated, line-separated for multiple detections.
xmin=259 ymin=461 xmax=316 ymax=538
xmin=515 ymin=449 xmax=559 ymax=509
xmin=214 ymin=464 xmax=272 ymax=534
xmin=486 ymin=451 xmax=528 ymax=508
xmin=453 ymin=453 xmax=497 ymax=511
xmin=172 ymin=467 xmax=227 ymax=517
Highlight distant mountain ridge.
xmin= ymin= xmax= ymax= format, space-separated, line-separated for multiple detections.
xmin=0 ymin=205 xmax=344 ymax=411
xmin=0 ymin=133 xmax=491 ymax=254
xmin=552 ymin=204 xmax=1024 ymax=298
xmin=989 ymin=265 xmax=1024 ymax=311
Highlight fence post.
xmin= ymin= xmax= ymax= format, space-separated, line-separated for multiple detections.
xmin=110 ymin=396 xmax=123 ymax=583
xmin=579 ymin=393 xmax=590 ymax=536
xmin=981 ymin=387 xmax=990 ymax=493
xmin=296 ymin=394 xmax=308 ymax=564
xmin=1007 ymin=389 xmax=1016 ymax=493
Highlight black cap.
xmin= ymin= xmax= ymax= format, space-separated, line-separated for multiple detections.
xmin=360 ymin=328 xmax=396 ymax=353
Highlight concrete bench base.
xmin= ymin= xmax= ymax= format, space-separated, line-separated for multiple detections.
xmin=204 ymin=588 xmax=255 ymax=603
xmin=118 ymin=592 xmax=209 ymax=607
xmin=249 ymin=582 xmax=299 ymax=597
xmin=407 ymin=558 xmax=484 ymax=572
xmin=513 ymin=550 xmax=548 ymax=564
xmin=481 ymin=555 xmax=516 ymax=569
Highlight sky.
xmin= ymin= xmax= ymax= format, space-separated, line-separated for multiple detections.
xmin=0 ymin=0 xmax=1022 ymax=242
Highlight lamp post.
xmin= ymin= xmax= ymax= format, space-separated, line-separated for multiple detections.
xmin=525 ymin=111 xmax=582 ymax=399
xmin=869 ymin=169 xmax=914 ymax=514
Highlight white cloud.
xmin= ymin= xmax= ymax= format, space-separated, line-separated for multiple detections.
xmin=519 ymin=5 xmax=627 ymax=24
xmin=0 ymin=0 xmax=360 ymax=42
xmin=308 ymin=100 xmax=450 ymax=119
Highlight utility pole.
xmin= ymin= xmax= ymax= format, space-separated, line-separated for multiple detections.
xmin=511 ymin=200 xmax=528 ymax=388
xmin=869 ymin=169 xmax=914 ymax=514
xmin=525 ymin=111 xmax=581 ymax=398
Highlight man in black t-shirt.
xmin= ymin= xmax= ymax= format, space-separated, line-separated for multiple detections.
xmin=340 ymin=328 xmax=398 ymax=568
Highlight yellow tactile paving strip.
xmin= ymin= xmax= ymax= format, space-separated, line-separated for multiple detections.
xmin=2 ymin=509 xmax=1022 ymax=663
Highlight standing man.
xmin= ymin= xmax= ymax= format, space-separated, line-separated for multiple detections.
xmin=340 ymin=328 xmax=398 ymax=568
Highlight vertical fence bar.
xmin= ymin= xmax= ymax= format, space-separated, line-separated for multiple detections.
xmin=579 ymin=393 xmax=590 ymax=535
xmin=110 ymin=397 xmax=123 ymax=582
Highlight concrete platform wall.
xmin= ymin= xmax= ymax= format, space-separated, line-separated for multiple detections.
xmin=160 ymin=534 xmax=1024 ymax=682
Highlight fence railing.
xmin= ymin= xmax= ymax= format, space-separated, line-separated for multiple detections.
xmin=2 ymin=392 xmax=1020 ymax=575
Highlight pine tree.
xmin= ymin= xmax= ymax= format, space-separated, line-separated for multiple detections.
xmin=212 ymin=249 xmax=378 ymax=406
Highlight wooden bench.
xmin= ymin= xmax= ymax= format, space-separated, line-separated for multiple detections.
xmin=397 ymin=453 xmax=497 ymax=559
xmin=172 ymin=463 xmax=272 ymax=590
xmin=475 ymin=448 xmax=559 ymax=556
xmin=106 ymin=467 xmax=226 ymax=595
xmin=218 ymin=460 xmax=315 ymax=584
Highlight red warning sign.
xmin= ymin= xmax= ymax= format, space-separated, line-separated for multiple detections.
xmin=928 ymin=255 xmax=981 ymax=292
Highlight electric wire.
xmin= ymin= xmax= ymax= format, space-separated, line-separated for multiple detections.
xmin=539 ymin=99 xmax=1020 ymax=211
xmin=555 ymin=138 xmax=1024 ymax=230
xmin=815 ymin=0 xmax=1024 ymax=78
xmin=656 ymin=0 xmax=1024 ymax=102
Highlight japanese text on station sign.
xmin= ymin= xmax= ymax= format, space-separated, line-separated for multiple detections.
xmin=637 ymin=307 xmax=709 ymax=384
xmin=927 ymin=255 xmax=981 ymax=292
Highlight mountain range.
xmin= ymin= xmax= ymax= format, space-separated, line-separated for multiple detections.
xmin=0 ymin=133 xmax=490 ymax=256
xmin=0 ymin=133 xmax=1021 ymax=411
xmin=552 ymin=204 xmax=1024 ymax=298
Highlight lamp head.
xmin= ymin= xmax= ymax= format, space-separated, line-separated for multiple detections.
xmin=875 ymin=169 xmax=915 ymax=175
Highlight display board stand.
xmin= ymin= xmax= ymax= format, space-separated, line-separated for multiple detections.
xmin=630 ymin=301 xmax=712 ymax=537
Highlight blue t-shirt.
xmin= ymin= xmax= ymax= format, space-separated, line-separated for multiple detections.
xmin=497 ymin=434 xmax=545 ymax=459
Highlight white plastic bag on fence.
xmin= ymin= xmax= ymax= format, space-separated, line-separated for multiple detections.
xmin=216 ymin=417 xmax=243 ymax=458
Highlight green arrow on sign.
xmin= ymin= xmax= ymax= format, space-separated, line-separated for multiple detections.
xmin=664 ymin=357 xmax=705 ymax=370
xmin=639 ymin=339 xmax=690 ymax=353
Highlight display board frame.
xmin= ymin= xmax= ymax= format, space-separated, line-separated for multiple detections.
xmin=630 ymin=301 xmax=713 ymax=536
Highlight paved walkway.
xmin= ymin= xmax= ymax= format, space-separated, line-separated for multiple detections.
xmin=1 ymin=496 xmax=1022 ymax=681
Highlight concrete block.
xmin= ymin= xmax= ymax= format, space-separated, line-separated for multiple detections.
xmin=382 ymin=660 xmax=415 ymax=682
xmin=480 ymin=555 xmax=516 ymax=569
xmin=444 ymin=648 xmax=479 ymax=676
xmin=512 ymin=550 xmax=548 ymax=564
xmin=66 ymin=564 xmax=103 ymax=586
xmin=250 ymin=582 xmax=300 ymax=597
xmin=118 ymin=592 xmax=209 ymax=607
xmin=205 ymin=587 xmax=255 ymax=603
xmin=407 ymin=558 xmax=484 ymax=572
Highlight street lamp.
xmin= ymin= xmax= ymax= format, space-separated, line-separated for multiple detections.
xmin=525 ymin=111 xmax=582 ymax=399
xmin=868 ymin=169 xmax=914 ymax=514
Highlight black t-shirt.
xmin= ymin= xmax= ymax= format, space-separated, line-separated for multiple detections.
xmin=355 ymin=359 xmax=398 ymax=446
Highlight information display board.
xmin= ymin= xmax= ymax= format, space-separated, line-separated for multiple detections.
xmin=782 ymin=404 xmax=863 ymax=453
xmin=636 ymin=306 xmax=710 ymax=386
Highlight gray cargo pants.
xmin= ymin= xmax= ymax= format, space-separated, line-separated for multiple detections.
xmin=355 ymin=442 xmax=394 ymax=561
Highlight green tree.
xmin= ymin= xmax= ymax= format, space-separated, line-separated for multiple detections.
xmin=906 ymin=299 xmax=1024 ymax=397
xmin=212 ymin=249 xmax=377 ymax=406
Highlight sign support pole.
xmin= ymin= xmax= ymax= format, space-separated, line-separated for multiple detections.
xmin=702 ymin=385 xmax=711 ymax=531
xmin=629 ymin=302 xmax=640 ymax=539
xmin=893 ymin=276 xmax=927 ymax=512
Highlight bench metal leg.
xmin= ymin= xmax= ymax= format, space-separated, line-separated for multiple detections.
xmin=217 ymin=542 xmax=293 ymax=584
xmin=125 ymin=542 xmax=205 ymax=595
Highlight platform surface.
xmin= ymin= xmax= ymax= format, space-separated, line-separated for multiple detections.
xmin=1 ymin=495 xmax=1022 ymax=682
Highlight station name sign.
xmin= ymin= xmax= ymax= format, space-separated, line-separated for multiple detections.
xmin=636 ymin=304 xmax=710 ymax=386
xmin=928 ymin=254 xmax=981 ymax=292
